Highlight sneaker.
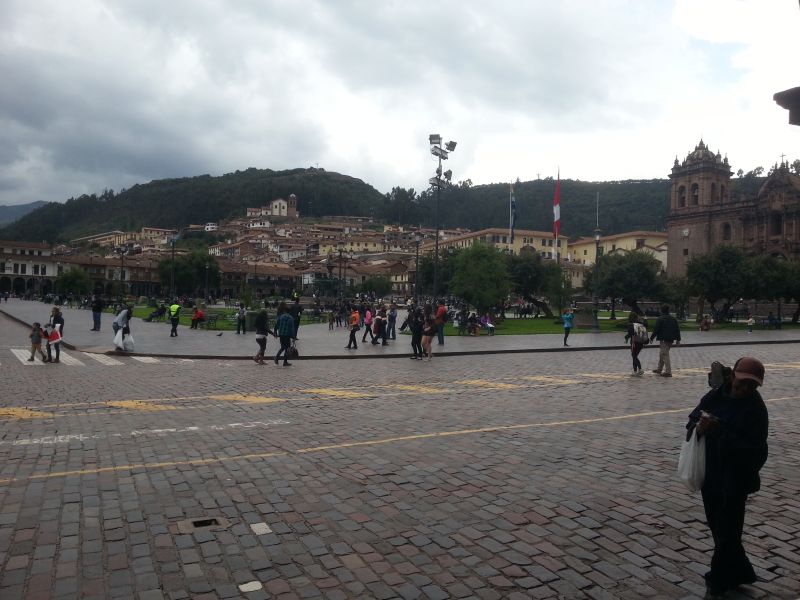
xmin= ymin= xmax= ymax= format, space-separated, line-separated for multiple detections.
xmin=283 ymin=362 xmax=292 ymax=366
xmin=635 ymin=370 xmax=644 ymax=377
xmin=661 ymin=372 xmax=673 ymax=377
xmin=274 ymin=357 xmax=279 ymax=365
xmin=652 ymin=369 xmax=661 ymax=374
xmin=409 ymin=355 xmax=418 ymax=360
xmin=27 ymin=357 xmax=34 ymax=361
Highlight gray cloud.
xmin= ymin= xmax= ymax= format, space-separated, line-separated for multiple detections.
xmin=0 ymin=0 xmax=796 ymax=205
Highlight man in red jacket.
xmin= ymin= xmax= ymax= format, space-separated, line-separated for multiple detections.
xmin=434 ymin=300 xmax=447 ymax=345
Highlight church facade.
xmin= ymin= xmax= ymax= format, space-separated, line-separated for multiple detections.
xmin=666 ymin=140 xmax=800 ymax=276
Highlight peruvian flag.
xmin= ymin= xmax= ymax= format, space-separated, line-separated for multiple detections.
xmin=553 ymin=169 xmax=561 ymax=240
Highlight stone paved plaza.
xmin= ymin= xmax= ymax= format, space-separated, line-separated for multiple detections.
xmin=1 ymin=312 xmax=799 ymax=599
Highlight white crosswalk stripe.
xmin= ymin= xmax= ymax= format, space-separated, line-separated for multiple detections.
xmin=131 ymin=356 xmax=161 ymax=364
xmin=10 ymin=348 xmax=45 ymax=365
xmin=82 ymin=353 xmax=124 ymax=366
xmin=57 ymin=351 xmax=85 ymax=366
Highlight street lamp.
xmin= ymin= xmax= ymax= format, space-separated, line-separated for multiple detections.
xmin=204 ymin=263 xmax=210 ymax=302
xmin=414 ymin=233 xmax=422 ymax=303
xmin=170 ymin=234 xmax=179 ymax=299
xmin=592 ymin=228 xmax=602 ymax=332
xmin=429 ymin=134 xmax=457 ymax=299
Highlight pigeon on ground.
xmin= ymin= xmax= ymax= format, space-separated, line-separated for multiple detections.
xmin=216 ymin=332 xmax=223 ymax=336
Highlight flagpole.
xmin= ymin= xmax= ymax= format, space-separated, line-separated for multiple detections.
xmin=509 ymin=183 xmax=512 ymax=249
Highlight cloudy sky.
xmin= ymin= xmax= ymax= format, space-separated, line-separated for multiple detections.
xmin=1 ymin=0 xmax=798 ymax=206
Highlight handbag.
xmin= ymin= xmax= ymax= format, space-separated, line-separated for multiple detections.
xmin=286 ymin=343 xmax=299 ymax=359
xmin=677 ymin=429 xmax=706 ymax=491
xmin=113 ymin=328 xmax=124 ymax=349
xmin=122 ymin=335 xmax=135 ymax=352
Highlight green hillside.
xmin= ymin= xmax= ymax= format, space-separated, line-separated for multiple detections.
xmin=0 ymin=167 xmax=766 ymax=243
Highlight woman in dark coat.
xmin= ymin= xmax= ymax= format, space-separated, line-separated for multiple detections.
xmin=685 ymin=357 xmax=768 ymax=598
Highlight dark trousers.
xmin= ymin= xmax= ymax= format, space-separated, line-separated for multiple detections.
xmin=170 ymin=317 xmax=179 ymax=337
xmin=46 ymin=341 xmax=60 ymax=362
xmin=255 ymin=336 xmax=267 ymax=361
xmin=563 ymin=328 xmax=571 ymax=345
xmin=436 ymin=322 xmax=445 ymax=345
xmin=631 ymin=342 xmax=643 ymax=371
xmin=386 ymin=319 xmax=396 ymax=340
xmin=347 ymin=327 xmax=358 ymax=349
xmin=362 ymin=324 xmax=375 ymax=343
xmin=702 ymin=488 xmax=755 ymax=590
xmin=276 ymin=335 xmax=292 ymax=364
xmin=92 ymin=311 xmax=101 ymax=330
xmin=411 ymin=332 xmax=423 ymax=357
xmin=236 ymin=317 xmax=245 ymax=334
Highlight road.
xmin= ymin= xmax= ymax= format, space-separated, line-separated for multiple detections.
xmin=1 ymin=314 xmax=798 ymax=599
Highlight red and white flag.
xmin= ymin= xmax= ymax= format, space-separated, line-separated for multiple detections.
xmin=553 ymin=169 xmax=561 ymax=240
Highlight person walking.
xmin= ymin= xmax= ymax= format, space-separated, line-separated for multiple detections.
xmin=422 ymin=312 xmax=436 ymax=361
xmin=624 ymin=312 xmax=646 ymax=376
xmin=361 ymin=306 xmax=375 ymax=344
xmin=169 ymin=300 xmax=181 ymax=337
xmin=254 ymin=309 xmax=275 ymax=365
xmin=274 ymin=302 xmax=295 ymax=366
xmin=289 ymin=298 xmax=303 ymax=340
xmin=409 ymin=307 xmax=424 ymax=359
xmin=651 ymin=304 xmax=681 ymax=377
xmin=386 ymin=303 xmax=398 ymax=340
xmin=434 ymin=299 xmax=447 ymax=345
xmin=235 ymin=303 xmax=247 ymax=334
xmin=346 ymin=305 xmax=360 ymax=349
xmin=90 ymin=295 xmax=104 ymax=331
xmin=28 ymin=322 xmax=47 ymax=362
xmin=562 ymin=308 xmax=574 ymax=347
xmin=686 ymin=357 xmax=768 ymax=598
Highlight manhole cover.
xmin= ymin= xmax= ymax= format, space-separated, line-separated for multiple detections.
xmin=175 ymin=516 xmax=231 ymax=534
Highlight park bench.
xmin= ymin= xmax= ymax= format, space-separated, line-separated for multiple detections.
xmin=201 ymin=314 xmax=220 ymax=329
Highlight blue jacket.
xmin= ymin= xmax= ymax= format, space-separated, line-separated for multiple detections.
xmin=276 ymin=313 xmax=294 ymax=337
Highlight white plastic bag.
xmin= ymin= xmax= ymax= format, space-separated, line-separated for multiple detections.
xmin=122 ymin=335 xmax=135 ymax=352
xmin=677 ymin=430 xmax=706 ymax=491
xmin=113 ymin=328 xmax=124 ymax=349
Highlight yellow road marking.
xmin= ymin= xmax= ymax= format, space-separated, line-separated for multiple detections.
xmin=303 ymin=388 xmax=364 ymax=398
xmin=382 ymin=384 xmax=447 ymax=394
xmin=457 ymin=379 xmax=522 ymax=389
xmin=210 ymin=394 xmax=283 ymax=404
xmin=522 ymin=375 xmax=581 ymax=385
xmin=105 ymin=400 xmax=174 ymax=412
xmin=0 ymin=407 xmax=55 ymax=420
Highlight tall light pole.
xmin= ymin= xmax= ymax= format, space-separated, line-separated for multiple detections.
xmin=337 ymin=242 xmax=344 ymax=299
xmin=592 ymin=228 xmax=602 ymax=332
xmin=414 ymin=233 xmax=421 ymax=303
xmin=428 ymin=134 xmax=456 ymax=300
xmin=170 ymin=235 xmax=178 ymax=299
xmin=204 ymin=263 xmax=209 ymax=302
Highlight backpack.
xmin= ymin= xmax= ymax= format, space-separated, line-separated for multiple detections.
xmin=633 ymin=322 xmax=649 ymax=344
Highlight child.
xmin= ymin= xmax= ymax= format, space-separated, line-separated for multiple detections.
xmin=746 ymin=316 xmax=755 ymax=333
xmin=28 ymin=322 xmax=47 ymax=362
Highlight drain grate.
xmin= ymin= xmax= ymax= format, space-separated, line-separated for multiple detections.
xmin=175 ymin=516 xmax=231 ymax=534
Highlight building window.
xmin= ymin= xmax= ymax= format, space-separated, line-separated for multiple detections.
xmin=636 ymin=238 xmax=645 ymax=249
xmin=33 ymin=264 xmax=39 ymax=275
xmin=548 ymin=239 xmax=553 ymax=247
xmin=770 ymin=213 xmax=783 ymax=236
xmin=583 ymin=249 xmax=587 ymax=255
xmin=611 ymin=244 xmax=616 ymax=251
xmin=720 ymin=184 xmax=726 ymax=202
xmin=710 ymin=182 xmax=717 ymax=202
xmin=678 ymin=186 xmax=686 ymax=208
xmin=13 ymin=263 xmax=19 ymax=273
xmin=691 ymin=183 xmax=699 ymax=206
xmin=683 ymin=248 xmax=689 ymax=256
xmin=722 ymin=223 xmax=732 ymax=241
xmin=20 ymin=264 xmax=26 ymax=274
xmin=541 ymin=240 xmax=546 ymax=247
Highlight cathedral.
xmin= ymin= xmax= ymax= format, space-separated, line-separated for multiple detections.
xmin=666 ymin=140 xmax=800 ymax=276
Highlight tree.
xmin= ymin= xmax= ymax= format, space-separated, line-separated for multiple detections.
xmin=56 ymin=267 xmax=91 ymax=295
xmin=659 ymin=275 xmax=691 ymax=320
xmin=449 ymin=244 xmax=509 ymax=312
xmin=543 ymin=263 xmax=573 ymax=315
xmin=593 ymin=251 xmax=663 ymax=315
xmin=507 ymin=252 xmax=554 ymax=317
xmin=359 ymin=276 xmax=392 ymax=297
xmin=791 ymin=159 xmax=800 ymax=176
xmin=686 ymin=246 xmax=749 ymax=320
xmin=157 ymin=252 xmax=220 ymax=297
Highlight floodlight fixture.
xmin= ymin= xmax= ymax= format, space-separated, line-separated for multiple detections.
xmin=429 ymin=176 xmax=442 ymax=187
xmin=429 ymin=134 xmax=442 ymax=146
xmin=445 ymin=140 xmax=457 ymax=151
xmin=430 ymin=145 xmax=449 ymax=159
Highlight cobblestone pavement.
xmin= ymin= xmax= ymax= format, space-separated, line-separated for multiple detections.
xmin=1 ymin=314 xmax=799 ymax=599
